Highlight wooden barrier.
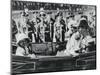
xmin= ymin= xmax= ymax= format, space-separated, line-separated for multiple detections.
xmin=11 ymin=51 xmax=96 ymax=74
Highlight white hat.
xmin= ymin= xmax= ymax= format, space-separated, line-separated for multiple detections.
xmin=70 ymin=20 xmax=79 ymax=27
xmin=40 ymin=7 xmax=44 ymax=11
xmin=40 ymin=7 xmax=45 ymax=15
xmin=80 ymin=17 xmax=86 ymax=21
xmin=16 ymin=33 xmax=29 ymax=44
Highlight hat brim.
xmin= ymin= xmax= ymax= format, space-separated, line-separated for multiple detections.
xmin=17 ymin=38 xmax=30 ymax=44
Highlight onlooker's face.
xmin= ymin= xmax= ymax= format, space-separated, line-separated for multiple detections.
xmin=56 ymin=16 xmax=61 ymax=22
xmin=19 ymin=40 xmax=25 ymax=48
xmin=24 ymin=40 xmax=28 ymax=47
xmin=24 ymin=8 xmax=29 ymax=13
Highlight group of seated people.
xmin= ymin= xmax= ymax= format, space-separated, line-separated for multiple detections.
xmin=12 ymin=7 xmax=96 ymax=58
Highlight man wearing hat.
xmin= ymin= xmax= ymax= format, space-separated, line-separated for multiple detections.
xmin=53 ymin=15 xmax=63 ymax=42
xmin=37 ymin=7 xmax=47 ymax=42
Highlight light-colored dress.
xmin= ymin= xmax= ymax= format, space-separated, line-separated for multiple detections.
xmin=16 ymin=46 xmax=36 ymax=58
xmin=16 ymin=47 xmax=26 ymax=56
xmin=64 ymin=32 xmax=81 ymax=56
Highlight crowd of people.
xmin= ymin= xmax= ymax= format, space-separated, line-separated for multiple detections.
xmin=12 ymin=5 xmax=96 ymax=57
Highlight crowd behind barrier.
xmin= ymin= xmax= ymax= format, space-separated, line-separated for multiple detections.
xmin=11 ymin=3 xmax=96 ymax=57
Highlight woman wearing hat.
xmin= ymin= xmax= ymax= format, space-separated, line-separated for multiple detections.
xmin=65 ymin=19 xmax=78 ymax=41
xmin=78 ymin=16 xmax=95 ymax=53
xmin=37 ymin=8 xmax=47 ymax=43
xmin=64 ymin=24 xmax=82 ymax=56
xmin=16 ymin=33 xmax=36 ymax=58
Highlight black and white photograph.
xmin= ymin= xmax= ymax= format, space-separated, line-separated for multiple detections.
xmin=11 ymin=0 xmax=96 ymax=74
